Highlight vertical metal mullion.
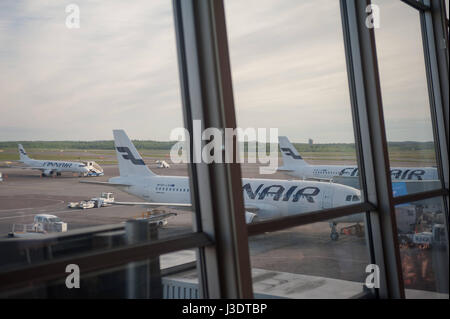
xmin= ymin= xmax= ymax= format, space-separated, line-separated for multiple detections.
xmin=172 ymin=0 xmax=253 ymax=299
xmin=340 ymin=0 xmax=404 ymax=298
xmin=421 ymin=0 xmax=450 ymax=257
xmin=340 ymin=3 xmax=380 ymax=299
xmin=172 ymin=1 xmax=210 ymax=298
xmin=422 ymin=0 xmax=449 ymax=212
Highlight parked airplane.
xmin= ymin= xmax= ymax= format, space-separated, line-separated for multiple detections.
xmin=18 ymin=144 xmax=104 ymax=177
xmin=277 ymin=136 xmax=438 ymax=181
xmin=82 ymin=130 xmax=364 ymax=240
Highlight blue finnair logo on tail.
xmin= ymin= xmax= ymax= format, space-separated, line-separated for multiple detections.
xmin=281 ymin=148 xmax=302 ymax=159
xmin=116 ymin=147 xmax=145 ymax=165
xmin=20 ymin=149 xmax=27 ymax=156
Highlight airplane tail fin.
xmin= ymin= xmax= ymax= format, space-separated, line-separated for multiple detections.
xmin=278 ymin=136 xmax=308 ymax=169
xmin=18 ymin=144 xmax=31 ymax=162
xmin=113 ymin=130 xmax=156 ymax=178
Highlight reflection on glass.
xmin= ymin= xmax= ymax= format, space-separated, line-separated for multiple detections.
xmin=248 ymin=213 xmax=369 ymax=298
xmin=0 ymin=0 xmax=194 ymax=241
xmin=372 ymin=0 xmax=440 ymax=196
xmin=446 ymin=0 xmax=449 ymax=21
xmin=395 ymin=197 xmax=448 ymax=298
xmin=2 ymin=249 xmax=198 ymax=299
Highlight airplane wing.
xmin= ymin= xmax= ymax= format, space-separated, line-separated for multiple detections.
xmin=135 ymin=212 xmax=178 ymax=222
xmin=116 ymin=201 xmax=256 ymax=222
xmin=82 ymin=175 xmax=259 ymax=223
xmin=79 ymin=180 xmax=132 ymax=187
xmin=80 ymin=180 xmax=191 ymax=210
xmin=10 ymin=165 xmax=63 ymax=172
xmin=276 ymin=166 xmax=295 ymax=172
xmin=6 ymin=165 xmax=42 ymax=170
xmin=305 ymin=177 xmax=333 ymax=182
xmin=111 ymin=201 xmax=191 ymax=209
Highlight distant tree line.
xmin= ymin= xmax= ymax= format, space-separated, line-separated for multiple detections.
xmin=0 ymin=140 xmax=434 ymax=153
xmin=0 ymin=140 xmax=174 ymax=150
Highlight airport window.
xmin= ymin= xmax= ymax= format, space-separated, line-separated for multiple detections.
xmin=224 ymin=0 xmax=374 ymax=297
xmin=0 ymin=0 xmax=208 ymax=299
xmin=395 ymin=197 xmax=448 ymax=298
xmin=372 ymin=0 xmax=441 ymax=197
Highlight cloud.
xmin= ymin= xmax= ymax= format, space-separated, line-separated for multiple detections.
xmin=225 ymin=0 xmax=355 ymax=143
xmin=0 ymin=0 xmax=183 ymax=141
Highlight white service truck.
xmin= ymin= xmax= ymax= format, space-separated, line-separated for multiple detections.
xmin=91 ymin=192 xmax=115 ymax=208
xmin=68 ymin=192 xmax=115 ymax=209
xmin=156 ymin=160 xmax=170 ymax=168
xmin=67 ymin=200 xmax=96 ymax=209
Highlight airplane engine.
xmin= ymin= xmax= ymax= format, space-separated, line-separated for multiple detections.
xmin=245 ymin=211 xmax=258 ymax=224
xmin=42 ymin=170 xmax=53 ymax=177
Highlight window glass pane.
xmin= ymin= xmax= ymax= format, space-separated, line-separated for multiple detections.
xmin=248 ymin=213 xmax=371 ymax=298
xmin=445 ymin=0 xmax=449 ymax=21
xmin=224 ymin=0 xmax=363 ymax=225
xmin=395 ymin=197 xmax=448 ymax=299
xmin=0 ymin=0 xmax=199 ymax=297
xmin=372 ymin=0 xmax=441 ymax=196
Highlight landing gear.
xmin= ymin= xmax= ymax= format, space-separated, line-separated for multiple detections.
xmin=329 ymin=222 xmax=339 ymax=241
xmin=41 ymin=170 xmax=54 ymax=177
xmin=56 ymin=172 xmax=61 ymax=176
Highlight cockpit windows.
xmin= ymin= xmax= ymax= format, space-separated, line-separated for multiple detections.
xmin=346 ymin=195 xmax=360 ymax=202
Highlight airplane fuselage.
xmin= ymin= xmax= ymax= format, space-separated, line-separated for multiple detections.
xmin=288 ymin=165 xmax=438 ymax=181
xmin=109 ymin=174 xmax=362 ymax=221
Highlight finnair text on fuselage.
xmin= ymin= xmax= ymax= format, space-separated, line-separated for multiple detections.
xmin=307 ymin=166 xmax=436 ymax=180
xmin=42 ymin=161 xmax=74 ymax=168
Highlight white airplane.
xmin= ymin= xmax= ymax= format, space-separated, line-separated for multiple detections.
xmin=18 ymin=144 xmax=104 ymax=177
xmin=82 ymin=130 xmax=364 ymax=240
xmin=278 ymin=136 xmax=438 ymax=181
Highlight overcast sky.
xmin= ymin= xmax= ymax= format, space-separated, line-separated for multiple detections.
xmin=0 ymin=0 xmax=441 ymax=142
